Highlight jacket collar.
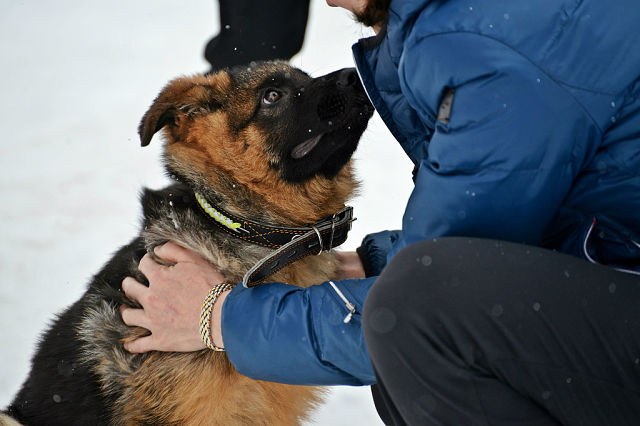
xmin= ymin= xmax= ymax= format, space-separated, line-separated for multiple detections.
xmin=352 ymin=0 xmax=437 ymax=165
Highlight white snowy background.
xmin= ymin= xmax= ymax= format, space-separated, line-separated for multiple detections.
xmin=0 ymin=1 xmax=414 ymax=423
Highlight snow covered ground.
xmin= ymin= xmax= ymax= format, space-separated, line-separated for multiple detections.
xmin=0 ymin=1 xmax=414 ymax=423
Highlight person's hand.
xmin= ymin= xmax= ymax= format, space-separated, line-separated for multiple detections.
xmin=334 ymin=251 xmax=366 ymax=280
xmin=120 ymin=241 xmax=230 ymax=353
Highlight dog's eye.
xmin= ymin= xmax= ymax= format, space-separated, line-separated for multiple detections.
xmin=262 ymin=89 xmax=282 ymax=105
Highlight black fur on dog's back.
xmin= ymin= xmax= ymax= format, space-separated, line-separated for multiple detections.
xmin=6 ymin=239 xmax=146 ymax=424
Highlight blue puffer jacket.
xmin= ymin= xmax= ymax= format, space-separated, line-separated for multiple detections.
xmin=222 ymin=0 xmax=640 ymax=386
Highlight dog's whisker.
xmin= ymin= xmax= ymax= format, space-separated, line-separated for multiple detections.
xmin=167 ymin=199 xmax=181 ymax=229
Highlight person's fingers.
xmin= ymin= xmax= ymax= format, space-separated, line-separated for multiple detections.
xmin=137 ymin=252 xmax=165 ymax=279
xmin=154 ymin=241 xmax=204 ymax=264
xmin=124 ymin=335 xmax=156 ymax=354
xmin=120 ymin=305 xmax=149 ymax=329
xmin=122 ymin=276 xmax=149 ymax=303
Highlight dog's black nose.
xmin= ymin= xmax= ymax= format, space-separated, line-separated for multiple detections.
xmin=336 ymin=68 xmax=358 ymax=88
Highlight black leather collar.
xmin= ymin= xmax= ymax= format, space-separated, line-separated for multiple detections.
xmin=194 ymin=192 xmax=354 ymax=287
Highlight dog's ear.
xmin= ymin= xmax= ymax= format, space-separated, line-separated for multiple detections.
xmin=138 ymin=74 xmax=231 ymax=147
xmin=138 ymin=77 xmax=194 ymax=147
xmin=138 ymin=99 xmax=180 ymax=147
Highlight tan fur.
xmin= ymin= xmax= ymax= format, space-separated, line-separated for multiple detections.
xmin=109 ymin=256 xmax=337 ymax=425
xmin=120 ymin=353 xmax=322 ymax=425
xmin=165 ymin=109 xmax=357 ymax=225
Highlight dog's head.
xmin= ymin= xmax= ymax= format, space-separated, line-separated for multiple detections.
xmin=138 ymin=62 xmax=374 ymax=224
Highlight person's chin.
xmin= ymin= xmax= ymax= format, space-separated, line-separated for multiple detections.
xmin=326 ymin=0 xmax=350 ymax=9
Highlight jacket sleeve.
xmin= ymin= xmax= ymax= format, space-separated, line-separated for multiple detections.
xmin=221 ymin=278 xmax=376 ymax=386
xmin=389 ymin=31 xmax=595 ymax=255
xmin=357 ymin=230 xmax=402 ymax=277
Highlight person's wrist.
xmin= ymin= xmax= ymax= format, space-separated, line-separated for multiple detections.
xmin=200 ymin=284 xmax=233 ymax=351
xmin=335 ymin=251 xmax=366 ymax=279
xmin=210 ymin=289 xmax=231 ymax=349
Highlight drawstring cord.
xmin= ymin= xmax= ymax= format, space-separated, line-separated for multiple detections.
xmin=329 ymin=281 xmax=357 ymax=323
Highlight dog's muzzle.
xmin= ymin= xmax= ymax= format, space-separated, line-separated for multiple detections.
xmin=317 ymin=93 xmax=348 ymax=121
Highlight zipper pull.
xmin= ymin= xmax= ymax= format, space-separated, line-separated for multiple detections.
xmin=343 ymin=305 xmax=356 ymax=323
xmin=329 ymin=281 xmax=357 ymax=323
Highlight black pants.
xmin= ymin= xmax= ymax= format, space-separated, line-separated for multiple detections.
xmin=362 ymin=238 xmax=640 ymax=425
xmin=205 ymin=0 xmax=310 ymax=72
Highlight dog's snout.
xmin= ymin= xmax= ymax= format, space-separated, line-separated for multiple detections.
xmin=317 ymin=94 xmax=348 ymax=120
xmin=312 ymin=67 xmax=370 ymax=123
xmin=336 ymin=68 xmax=358 ymax=88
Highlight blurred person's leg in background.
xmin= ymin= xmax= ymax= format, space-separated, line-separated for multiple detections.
xmin=205 ymin=0 xmax=310 ymax=73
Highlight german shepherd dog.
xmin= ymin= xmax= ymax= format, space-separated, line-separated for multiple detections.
xmin=4 ymin=62 xmax=373 ymax=425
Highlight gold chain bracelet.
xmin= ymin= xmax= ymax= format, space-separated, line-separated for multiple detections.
xmin=199 ymin=283 xmax=234 ymax=351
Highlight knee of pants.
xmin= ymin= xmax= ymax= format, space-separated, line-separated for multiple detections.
xmin=362 ymin=238 xmax=491 ymax=357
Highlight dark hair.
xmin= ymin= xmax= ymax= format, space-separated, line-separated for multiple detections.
xmin=355 ymin=0 xmax=391 ymax=28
